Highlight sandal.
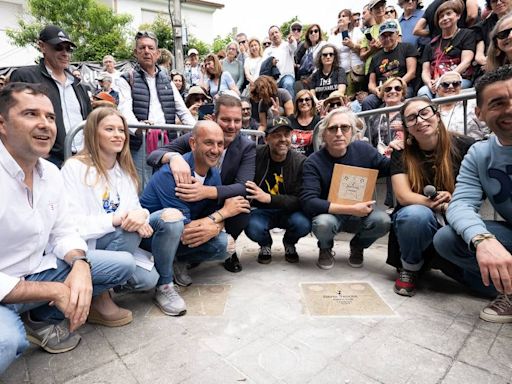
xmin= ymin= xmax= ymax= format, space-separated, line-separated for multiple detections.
xmin=223 ymin=253 xmax=242 ymax=273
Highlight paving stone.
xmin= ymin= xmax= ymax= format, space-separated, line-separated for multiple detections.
xmin=62 ymin=360 xmax=138 ymax=384
xmin=442 ymin=361 xmax=510 ymax=384
xmin=305 ymin=360 xmax=383 ymax=384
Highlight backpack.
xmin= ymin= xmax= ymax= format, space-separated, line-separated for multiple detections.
xmin=298 ymin=48 xmax=315 ymax=78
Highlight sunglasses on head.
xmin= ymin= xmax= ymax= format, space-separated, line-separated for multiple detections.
xmin=495 ymin=27 xmax=512 ymax=40
xmin=440 ymin=80 xmax=461 ymax=88
xmin=322 ymin=52 xmax=335 ymax=57
xmin=136 ymin=30 xmax=157 ymax=40
xmin=53 ymin=44 xmax=74 ymax=53
xmin=384 ymin=85 xmax=403 ymax=93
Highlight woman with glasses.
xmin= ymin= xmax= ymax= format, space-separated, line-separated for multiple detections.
xmin=328 ymin=9 xmax=365 ymax=97
xmin=61 ymin=108 xmax=163 ymax=325
xmin=222 ymin=41 xmax=245 ymax=92
xmin=201 ymin=53 xmax=240 ymax=98
xmin=244 ymin=37 xmax=263 ymax=91
xmin=288 ymin=89 xmax=321 ymax=156
xmin=307 ymin=43 xmax=347 ymax=114
xmin=385 ymin=6 xmax=398 ymax=19
xmin=435 ymin=71 xmax=488 ymax=138
xmin=486 ymin=12 xmax=512 ymax=71
xmin=418 ymin=0 xmax=476 ymax=98
xmin=390 ymin=96 xmax=474 ymax=296
xmin=296 ymin=24 xmax=327 ymax=81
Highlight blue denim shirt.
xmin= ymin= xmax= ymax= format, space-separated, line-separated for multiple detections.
xmin=140 ymin=152 xmax=221 ymax=224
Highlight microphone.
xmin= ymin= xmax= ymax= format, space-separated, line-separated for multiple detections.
xmin=423 ymin=185 xmax=438 ymax=199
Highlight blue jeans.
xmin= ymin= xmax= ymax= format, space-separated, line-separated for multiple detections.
xmin=311 ymin=209 xmax=390 ymax=250
xmin=393 ymin=205 xmax=440 ymax=271
xmin=0 ymin=253 xmax=135 ymax=373
xmin=417 ymin=79 xmax=473 ymax=99
xmin=176 ymin=231 xmax=228 ymax=264
xmin=433 ymin=221 xmax=512 ymax=298
xmin=92 ymin=228 xmax=159 ymax=292
xmin=278 ymin=74 xmax=296 ymax=100
xmin=140 ymin=209 xmax=184 ymax=286
xmin=245 ymin=208 xmax=311 ymax=246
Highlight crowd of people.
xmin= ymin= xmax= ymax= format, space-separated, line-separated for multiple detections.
xmin=2 ymin=0 xmax=512 ymax=374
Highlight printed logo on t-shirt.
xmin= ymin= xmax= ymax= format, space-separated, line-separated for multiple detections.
xmin=265 ymin=173 xmax=284 ymax=196
xmin=378 ymin=58 xmax=400 ymax=78
xmin=102 ymin=188 xmax=120 ymax=213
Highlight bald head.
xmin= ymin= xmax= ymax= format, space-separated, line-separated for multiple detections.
xmin=189 ymin=120 xmax=225 ymax=175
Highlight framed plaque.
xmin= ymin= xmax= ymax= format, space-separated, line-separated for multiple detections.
xmin=328 ymin=164 xmax=378 ymax=205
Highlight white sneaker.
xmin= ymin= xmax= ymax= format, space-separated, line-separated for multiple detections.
xmin=154 ymin=284 xmax=187 ymax=316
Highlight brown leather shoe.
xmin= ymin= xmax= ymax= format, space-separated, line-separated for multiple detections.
xmin=87 ymin=306 xmax=133 ymax=327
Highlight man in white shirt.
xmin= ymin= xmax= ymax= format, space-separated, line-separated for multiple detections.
xmin=263 ymin=25 xmax=298 ymax=99
xmin=118 ymin=31 xmax=195 ymax=184
xmin=102 ymin=54 xmax=122 ymax=91
xmin=0 ymin=83 xmax=135 ymax=374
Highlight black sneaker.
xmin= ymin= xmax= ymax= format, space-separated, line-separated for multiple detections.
xmin=394 ymin=269 xmax=417 ymax=297
xmin=480 ymin=294 xmax=512 ymax=323
xmin=317 ymin=248 xmax=335 ymax=269
xmin=257 ymin=245 xmax=272 ymax=264
xmin=223 ymin=252 xmax=242 ymax=273
xmin=284 ymin=243 xmax=299 ymax=263
xmin=348 ymin=245 xmax=364 ymax=268
xmin=24 ymin=314 xmax=81 ymax=354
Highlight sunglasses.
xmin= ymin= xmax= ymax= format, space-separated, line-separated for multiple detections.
xmin=495 ymin=27 xmax=512 ymax=40
xmin=385 ymin=10 xmax=396 ymax=14
xmin=298 ymin=97 xmax=312 ymax=103
xmin=404 ymin=105 xmax=437 ymax=127
xmin=292 ymin=28 xmax=302 ymax=32
xmin=440 ymin=80 xmax=461 ymax=88
xmin=135 ymin=30 xmax=157 ymax=40
xmin=384 ymin=85 xmax=403 ymax=93
xmin=322 ymin=52 xmax=335 ymax=57
xmin=263 ymin=42 xmax=271 ymax=47
xmin=310 ymin=29 xmax=320 ymax=34
xmin=326 ymin=124 xmax=352 ymax=134
xmin=327 ymin=102 xmax=343 ymax=110
xmin=239 ymin=40 xmax=247 ymax=44
xmin=53 ymin=44 xmax=74 ymax=53
xmin=354 ymin=18 xmax=361 ymax=22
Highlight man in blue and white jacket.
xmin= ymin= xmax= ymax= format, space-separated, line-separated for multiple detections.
xmin=434 ymin=65 xmax=512 ymax=323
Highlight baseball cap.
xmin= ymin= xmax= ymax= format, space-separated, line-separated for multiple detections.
xmin=379 ymin=20 xmax=399 ymax=35
xmin=97 ymin=72 xmax=112 ymax=82
xmin=93 ymin=92 xmax=116 ymax=105
xmin=290 ymin=21 xmax=303 ymax=30
xmin=368 ymin=0 xmax=387 ymax=9
xmin=39 ymin=25 xmax=76 ymax=47
xmin=266 ymin=116 xmax=293 ymax=135
xmin=187 ymin=48 xmax=199 ymax=56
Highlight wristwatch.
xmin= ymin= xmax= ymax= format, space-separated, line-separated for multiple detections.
xmin=470 ymin=233 xmax=496 ymax=251
xmin=70 ymin=256 xmax=92 ymax=269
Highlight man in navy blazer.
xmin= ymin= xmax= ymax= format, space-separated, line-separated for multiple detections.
xmin=147 ymin=94 xmax=256 ymax=273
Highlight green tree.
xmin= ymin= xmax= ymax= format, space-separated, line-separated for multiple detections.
xmin=211 ymin=34 xmax=234 ymax=54
xmin=7 ymin=0 xmax=133 ymax=61
xmin=186 ymin=35 xmax=210 ymax=57
xmin=139 ymin=14 xmax=174 ymax=52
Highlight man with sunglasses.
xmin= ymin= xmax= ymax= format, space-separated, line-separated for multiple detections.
xmin=10 ymin=25 xmax=91 ymax=167
xmin=301 ymin=108 xmax=391 ymax=269
xmin=433 ymin=65 xmax=512 ymax=323
xmin=244 ymin=117 xmax=311 ymax=264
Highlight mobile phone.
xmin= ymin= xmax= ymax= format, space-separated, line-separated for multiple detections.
xmin=365 ymin=32 xmax=374 ymax=42
xmin=342 ymin=30 xmax=349 ymax=39
xmin=198 ymin=103 xmax=215 ymax=120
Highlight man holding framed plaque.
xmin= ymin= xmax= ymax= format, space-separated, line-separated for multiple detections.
xmin=300 ymin=108 xmax=391 ymax=269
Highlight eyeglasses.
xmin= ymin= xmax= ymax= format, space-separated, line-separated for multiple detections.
xmin=326 ymin=124 xmax=352 ymax=134
xmin=440 ymin=80 xmax=461 ymax=89
xmin=292 ymin=28 xmax=302 ymax=32
xmin=53 ymin=44 xmax=74 ymax=53
xmin=322 ymin=52 xmax=335 ymax=57
xmin=495 ymin=27 xmax=512 ymax=40
xmin=384 ymin=85 xmax=403 ymax=93
xmin=298 ymin=97 xmax=312 ymax=103
xmin=135 ymin=31 xmax=157 ymax=41
xmin=263 ymin=42 xmax=271 ymax=47
xmin=310 ymin=29 xmax=320 ymax=34
xmin=404 ymin=105 xmax=437 ymax=127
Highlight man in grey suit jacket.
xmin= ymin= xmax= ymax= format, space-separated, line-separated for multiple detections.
xmin=147 ymin=94 xmax=256 ymax=274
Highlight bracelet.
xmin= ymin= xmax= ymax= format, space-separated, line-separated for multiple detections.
xmin=216 ymin=210 xmax=225 ymax=222
xmin=70 ymin=256 xmax=92 ymax=269
xmin=472 ymin=233 xmax=496 ymax=249
xmin=207 ymin=214 xmax=217 ymax=223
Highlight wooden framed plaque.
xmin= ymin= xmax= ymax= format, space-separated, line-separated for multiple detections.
xmin=327 ymin=164 xmax=378 ymax=205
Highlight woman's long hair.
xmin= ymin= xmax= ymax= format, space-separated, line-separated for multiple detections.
xmin=314 ymin=43 xmax=340 ymax=71
xmin=248 ymin=37 xmax=263 ymax=58
xmin=399 ymin=97 xmax=460 ymax=194
xmin=335 ymin=9 xmax=353 ymax=34
xmin=204 ymin=53 xmax=223 ymax=79
xmin=250 ymin=75 xmax=277 ymax=104
xmin=74 ymin=107 xmax=139 ymax=191
xmin=487 ymin=12 xmax=512 ymax=71
xmin=304 ymin=24 xmax=324 ymax=49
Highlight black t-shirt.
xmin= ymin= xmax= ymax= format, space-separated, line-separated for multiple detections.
xmin=390 ymin=134 xmax=474 ymax=185
xmin=421 ymin=28 xmax=476 ymax=79
xmin=369 ymin=43 xmax=417 ymax=84
xmin=254 ymin=159 xmax=286 ymax=208
xmin=288 ymin=115 xmax=321 ymax=156
xmin=422 ymin=0 xmax=475 ymax=37
xmin=308 ymin=68 xmax=347 ymax=100
xmin=471 ymin=13 xmax=498 ymax=51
